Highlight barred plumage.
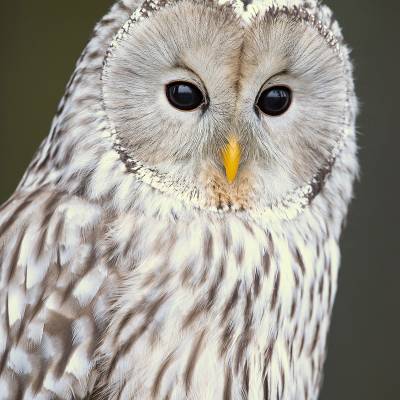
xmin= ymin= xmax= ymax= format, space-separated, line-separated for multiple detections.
xmin=0 ymin=0 xmax=358 ymax=399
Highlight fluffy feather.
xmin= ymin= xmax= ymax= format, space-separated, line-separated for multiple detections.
xmin=0 ymin=0 xmax=358 ymax=399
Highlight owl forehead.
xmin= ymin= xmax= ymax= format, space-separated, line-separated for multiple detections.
xmin=108 ymin=0 xmax=340 ymax=65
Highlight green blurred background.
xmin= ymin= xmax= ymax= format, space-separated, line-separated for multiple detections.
xmin=0 ymin=1 xmax=399 ymax=398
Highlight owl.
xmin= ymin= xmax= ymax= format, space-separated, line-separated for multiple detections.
xmin=0 ymin=0 xmax=358 ymax=399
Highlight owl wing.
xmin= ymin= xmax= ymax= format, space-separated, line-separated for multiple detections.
xmin=0 ymin=187 xmax=109 ymax=399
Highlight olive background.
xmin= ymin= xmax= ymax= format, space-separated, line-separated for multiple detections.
xmin=0 ymin=1 xmax=399 ymax=399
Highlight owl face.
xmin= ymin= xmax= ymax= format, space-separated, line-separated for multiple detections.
xmin=102 ymin=0 xmax=348 ymax=211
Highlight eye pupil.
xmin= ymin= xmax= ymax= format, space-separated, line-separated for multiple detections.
xmin=257 ymin=86 xmax=292 ymax=116
xmin=166 ymin=82 xmax=205 ymax=111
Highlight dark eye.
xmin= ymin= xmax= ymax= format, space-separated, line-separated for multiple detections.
xmin=256 ymin=86 xmax=292 ymax=116
xmin=166 ymin=81 xmax=205 ymax=111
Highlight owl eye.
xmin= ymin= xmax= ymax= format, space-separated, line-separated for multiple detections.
xmin=166 ymin=81 xmax=205 ymax=111
xmin=256 ymin=86 xmax=292 ymax=116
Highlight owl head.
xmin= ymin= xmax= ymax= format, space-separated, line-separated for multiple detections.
xmin=20 ymin=0 xmax=356 ymax=221
xmin=99 ymin=0 xmax=356 ymax=216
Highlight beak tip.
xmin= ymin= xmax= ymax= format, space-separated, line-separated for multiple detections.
xmin=226 ymin=174 xmax=236 ymax=185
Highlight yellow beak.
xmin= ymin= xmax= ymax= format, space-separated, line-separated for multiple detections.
xmin=221 ymin=136 xmax=241 ymax=184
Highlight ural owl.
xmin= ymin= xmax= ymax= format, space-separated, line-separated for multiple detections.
xmin=0 ymin=0 xmax=358 ymax=399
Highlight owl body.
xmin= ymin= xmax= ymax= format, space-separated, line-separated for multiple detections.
xmin=0 ymin=0 xmax=358 ymax=399
xmin=0 ymin=187 xmax=344 ymax=400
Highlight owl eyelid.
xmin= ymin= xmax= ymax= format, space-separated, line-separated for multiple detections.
xmin=172 ymin=61 xmax=208 ymax=87
xmin=257 ymin=70 xmax=291 ymax=94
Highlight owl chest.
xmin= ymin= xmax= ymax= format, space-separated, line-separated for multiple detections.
xmin=101 ymin=215 xmax=337 ymax=400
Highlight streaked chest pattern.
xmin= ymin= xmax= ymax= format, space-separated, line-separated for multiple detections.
xmin=99 ymin=207 xmax=339 ymax=400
